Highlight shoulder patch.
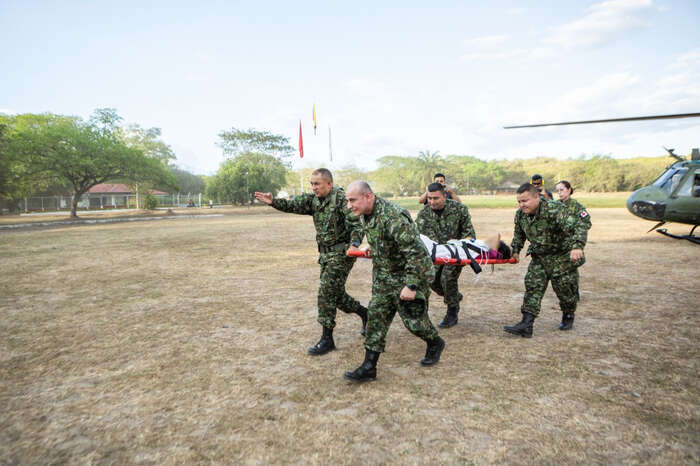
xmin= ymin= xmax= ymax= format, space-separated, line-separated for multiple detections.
xmin=580 ymin=211 xmax=589 ymax=218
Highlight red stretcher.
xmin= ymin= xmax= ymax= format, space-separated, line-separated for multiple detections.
xmin=347 ymin=249 xmax=517 ymax=265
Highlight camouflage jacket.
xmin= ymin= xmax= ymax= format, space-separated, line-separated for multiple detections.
xmin=272 ymin=187 xmax=362 ymax=251
xmin=511 ymin=199 xmax=588 ymax=256
xmin=562 ymin=197 xmax=592 ymax=249
xmin=359 ymin=197 xmax=435 ymax=290
xmin=415 ymin=199 xmax=475 ymax=243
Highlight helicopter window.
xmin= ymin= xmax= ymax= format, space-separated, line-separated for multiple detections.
xmin=676 ymin=172 xmax=694 ymax=197
xmin=652 ymin=169 xmax=677 ymax=188
xmin=653 ymin=168 xmax=688 ymax=194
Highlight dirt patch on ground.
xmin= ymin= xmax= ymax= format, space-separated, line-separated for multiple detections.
xmin=1 ymin=207 xmax=698 ymax=464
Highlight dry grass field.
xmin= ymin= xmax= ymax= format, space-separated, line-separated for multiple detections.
xmin=1 ymin=207 xmax=698 ymax=464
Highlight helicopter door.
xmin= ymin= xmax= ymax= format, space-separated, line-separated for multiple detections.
xmin=665 ymin=167 xmax=700 ymax=224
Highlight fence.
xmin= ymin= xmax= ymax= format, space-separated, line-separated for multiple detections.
xmin=1 ymin=193 xmax=207 ymax=214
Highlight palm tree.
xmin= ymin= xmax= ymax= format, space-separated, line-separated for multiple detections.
xmin=417 ymin=150 xmax=443 ymax=187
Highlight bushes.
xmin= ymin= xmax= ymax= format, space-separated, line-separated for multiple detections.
xmin=144 ymin=192 xmax=158 ymax=210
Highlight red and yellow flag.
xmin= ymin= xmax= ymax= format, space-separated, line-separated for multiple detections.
xmin=298 ymin=120 xmax=304 ymax=158
xmin=312 ymin=103 xmax=317 ymax=136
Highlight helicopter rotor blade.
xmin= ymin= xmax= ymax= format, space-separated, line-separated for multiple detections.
xmin=504 ymin=112 xmax=700 ymax=129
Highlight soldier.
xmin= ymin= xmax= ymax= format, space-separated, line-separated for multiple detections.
xmin=344 ymin=181 xmax=445 ymax=383
xmin=504 ymin=183 xmax=590 ymax=338
xmin=554 ymin=180 xmax=592 ymax=330
xmin=418 ymin=173 xmax=462 ymax=204
xmin=531 ymin=174 xmax=553 ymax=200
xmin=254 ymin=168 xmax=367 ymax=355
xmin=415 ymin=182 xmax=475 ymax=328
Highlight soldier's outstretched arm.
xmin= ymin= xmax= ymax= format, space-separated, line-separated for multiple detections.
xmin=270 ymin=193 xmax=314 ymax=215
xmin=511 ymin=213 xmax=526 ymax=255
xmin=254 ymin=192 xmax=274 ymax=205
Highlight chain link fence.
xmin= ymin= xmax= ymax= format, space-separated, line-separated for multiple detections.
xmin=1 ymin=193 xmax=207 ymax=214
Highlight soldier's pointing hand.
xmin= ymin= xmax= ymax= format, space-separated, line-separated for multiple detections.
xmin=254 ymin=192 xmax=274 ymax=205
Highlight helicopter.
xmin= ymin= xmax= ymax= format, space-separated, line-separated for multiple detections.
xmin=504 ymin=112 xmax=700 ymax=244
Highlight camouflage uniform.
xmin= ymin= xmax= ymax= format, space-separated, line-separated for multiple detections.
xmin=359 ymin=197 xmax=438 ymax=353
xmin=415 ymin=199 xmax=475 ymax=308
xmin=272 ymin=187 xmax=364 ymax=329
xmin=511 ymin=199 xmax=590 ymax=317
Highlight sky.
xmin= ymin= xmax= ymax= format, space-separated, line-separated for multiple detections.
xmin=1 ymin=0 xmax=699 ymax=175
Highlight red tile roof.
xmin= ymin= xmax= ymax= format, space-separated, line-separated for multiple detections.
xmin=89 ymin=183 xmax=132 ymax=193
xmin=88 ymin=184 xmax=168 ymax=195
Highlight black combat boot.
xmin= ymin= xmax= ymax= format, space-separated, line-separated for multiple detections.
xmin=503 ymin=312 xmax=535 ymax=338
xmin=308 ymin=326 xmax=335 ymax=355
xmin=344 ymin=348 xmax=380 ymax=382
xmin=559 ymin=312 xmax=575 ymax=330
xmin=355 ymin=305 xmax=368 ymax=336
xmin=421 ymin=336 xmax=445 ymax=366
xmin=438 ymin=305 xmax=459 ymax=328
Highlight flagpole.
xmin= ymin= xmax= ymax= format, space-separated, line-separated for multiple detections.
xmin=298 ymin=119 xmax=304 ymax=194
xmin=328 ymin=126 xmax=333 ymax=163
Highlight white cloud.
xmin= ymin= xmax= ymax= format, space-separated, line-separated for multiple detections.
xmin=544 ymin=0 xmax=654 ymax=49
xmin=642 ymin=49 xmax=700 ymax=114
xmin=0 ymin=108 xmax=16 ymax=115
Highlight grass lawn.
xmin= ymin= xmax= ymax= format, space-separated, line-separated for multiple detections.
xmin=1 ymin=207 xmax=698 ymax=464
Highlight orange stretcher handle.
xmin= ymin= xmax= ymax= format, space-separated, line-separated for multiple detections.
xmin=347 ymin=249 xmax=517 ymax=264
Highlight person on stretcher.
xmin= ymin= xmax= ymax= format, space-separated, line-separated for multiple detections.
xmin=420 ymin=232 xmax=512 ymax=264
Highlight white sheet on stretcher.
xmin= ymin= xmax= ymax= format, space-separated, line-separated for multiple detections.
xmin=419 ymin=234 xmax=491 ymax=262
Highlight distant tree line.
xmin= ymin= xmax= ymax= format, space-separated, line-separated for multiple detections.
xmin=282 ymin=152 xmax=672 ymax=197
xmin=3 ymin=114 xmax=675 ymax=215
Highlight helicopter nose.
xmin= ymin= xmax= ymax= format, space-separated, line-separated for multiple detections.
xmin=627 ymin=187 xmax=666 ymax=221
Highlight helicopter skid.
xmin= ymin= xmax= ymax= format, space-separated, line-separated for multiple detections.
xmin=656 ymin=227 xmax=700 ymax=245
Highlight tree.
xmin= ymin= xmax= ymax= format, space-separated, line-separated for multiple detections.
xmin=444 ymin=155 xmax=505 ymax=192
xmin=9 ymin=109 xmax=177 ymax=218
xmin=0 ymin=113 xmax=60 ymax=213
xmin=120 ymin=124 xmax=176 ymax=166
xmin=373 ymin=156 xmax=422 ymax=196
xmin=218 ymin=128 xmax=294 ymax=164
xmin=168 ymin=167 xmax=206 ymax=195
xmin=208 ymin=152 xmax=287 ymax=204
xmin=416 ymin=150 xmax=444 ymax=187
xmin=581 ymin=155 xmax=625 ymax=192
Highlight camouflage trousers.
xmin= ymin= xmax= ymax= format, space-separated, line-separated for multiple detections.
xmin=317 ymin=252 xmax=363 ymax=329
xmin=430 ymin=264 xmax=463 ymax=308
xmin=364 ymin=272 xmax=439 ymax=353
xmin=521 ymin=253 xmax=580 ymax=317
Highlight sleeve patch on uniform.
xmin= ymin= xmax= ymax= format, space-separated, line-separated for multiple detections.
xmin=580 ymin=211 xmax=589 ymax=218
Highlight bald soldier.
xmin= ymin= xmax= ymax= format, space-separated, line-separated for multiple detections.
xmin=504 ymin=183 xmax=589 ymax=338
xmin=254 ymin=168 xmax=367 ymax=355
xmin=344 ymin=181 xmax=445 ymax=382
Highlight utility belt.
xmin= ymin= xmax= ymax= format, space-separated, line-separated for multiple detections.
xmin=318 ymin=242 xmax=348 ymax=254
